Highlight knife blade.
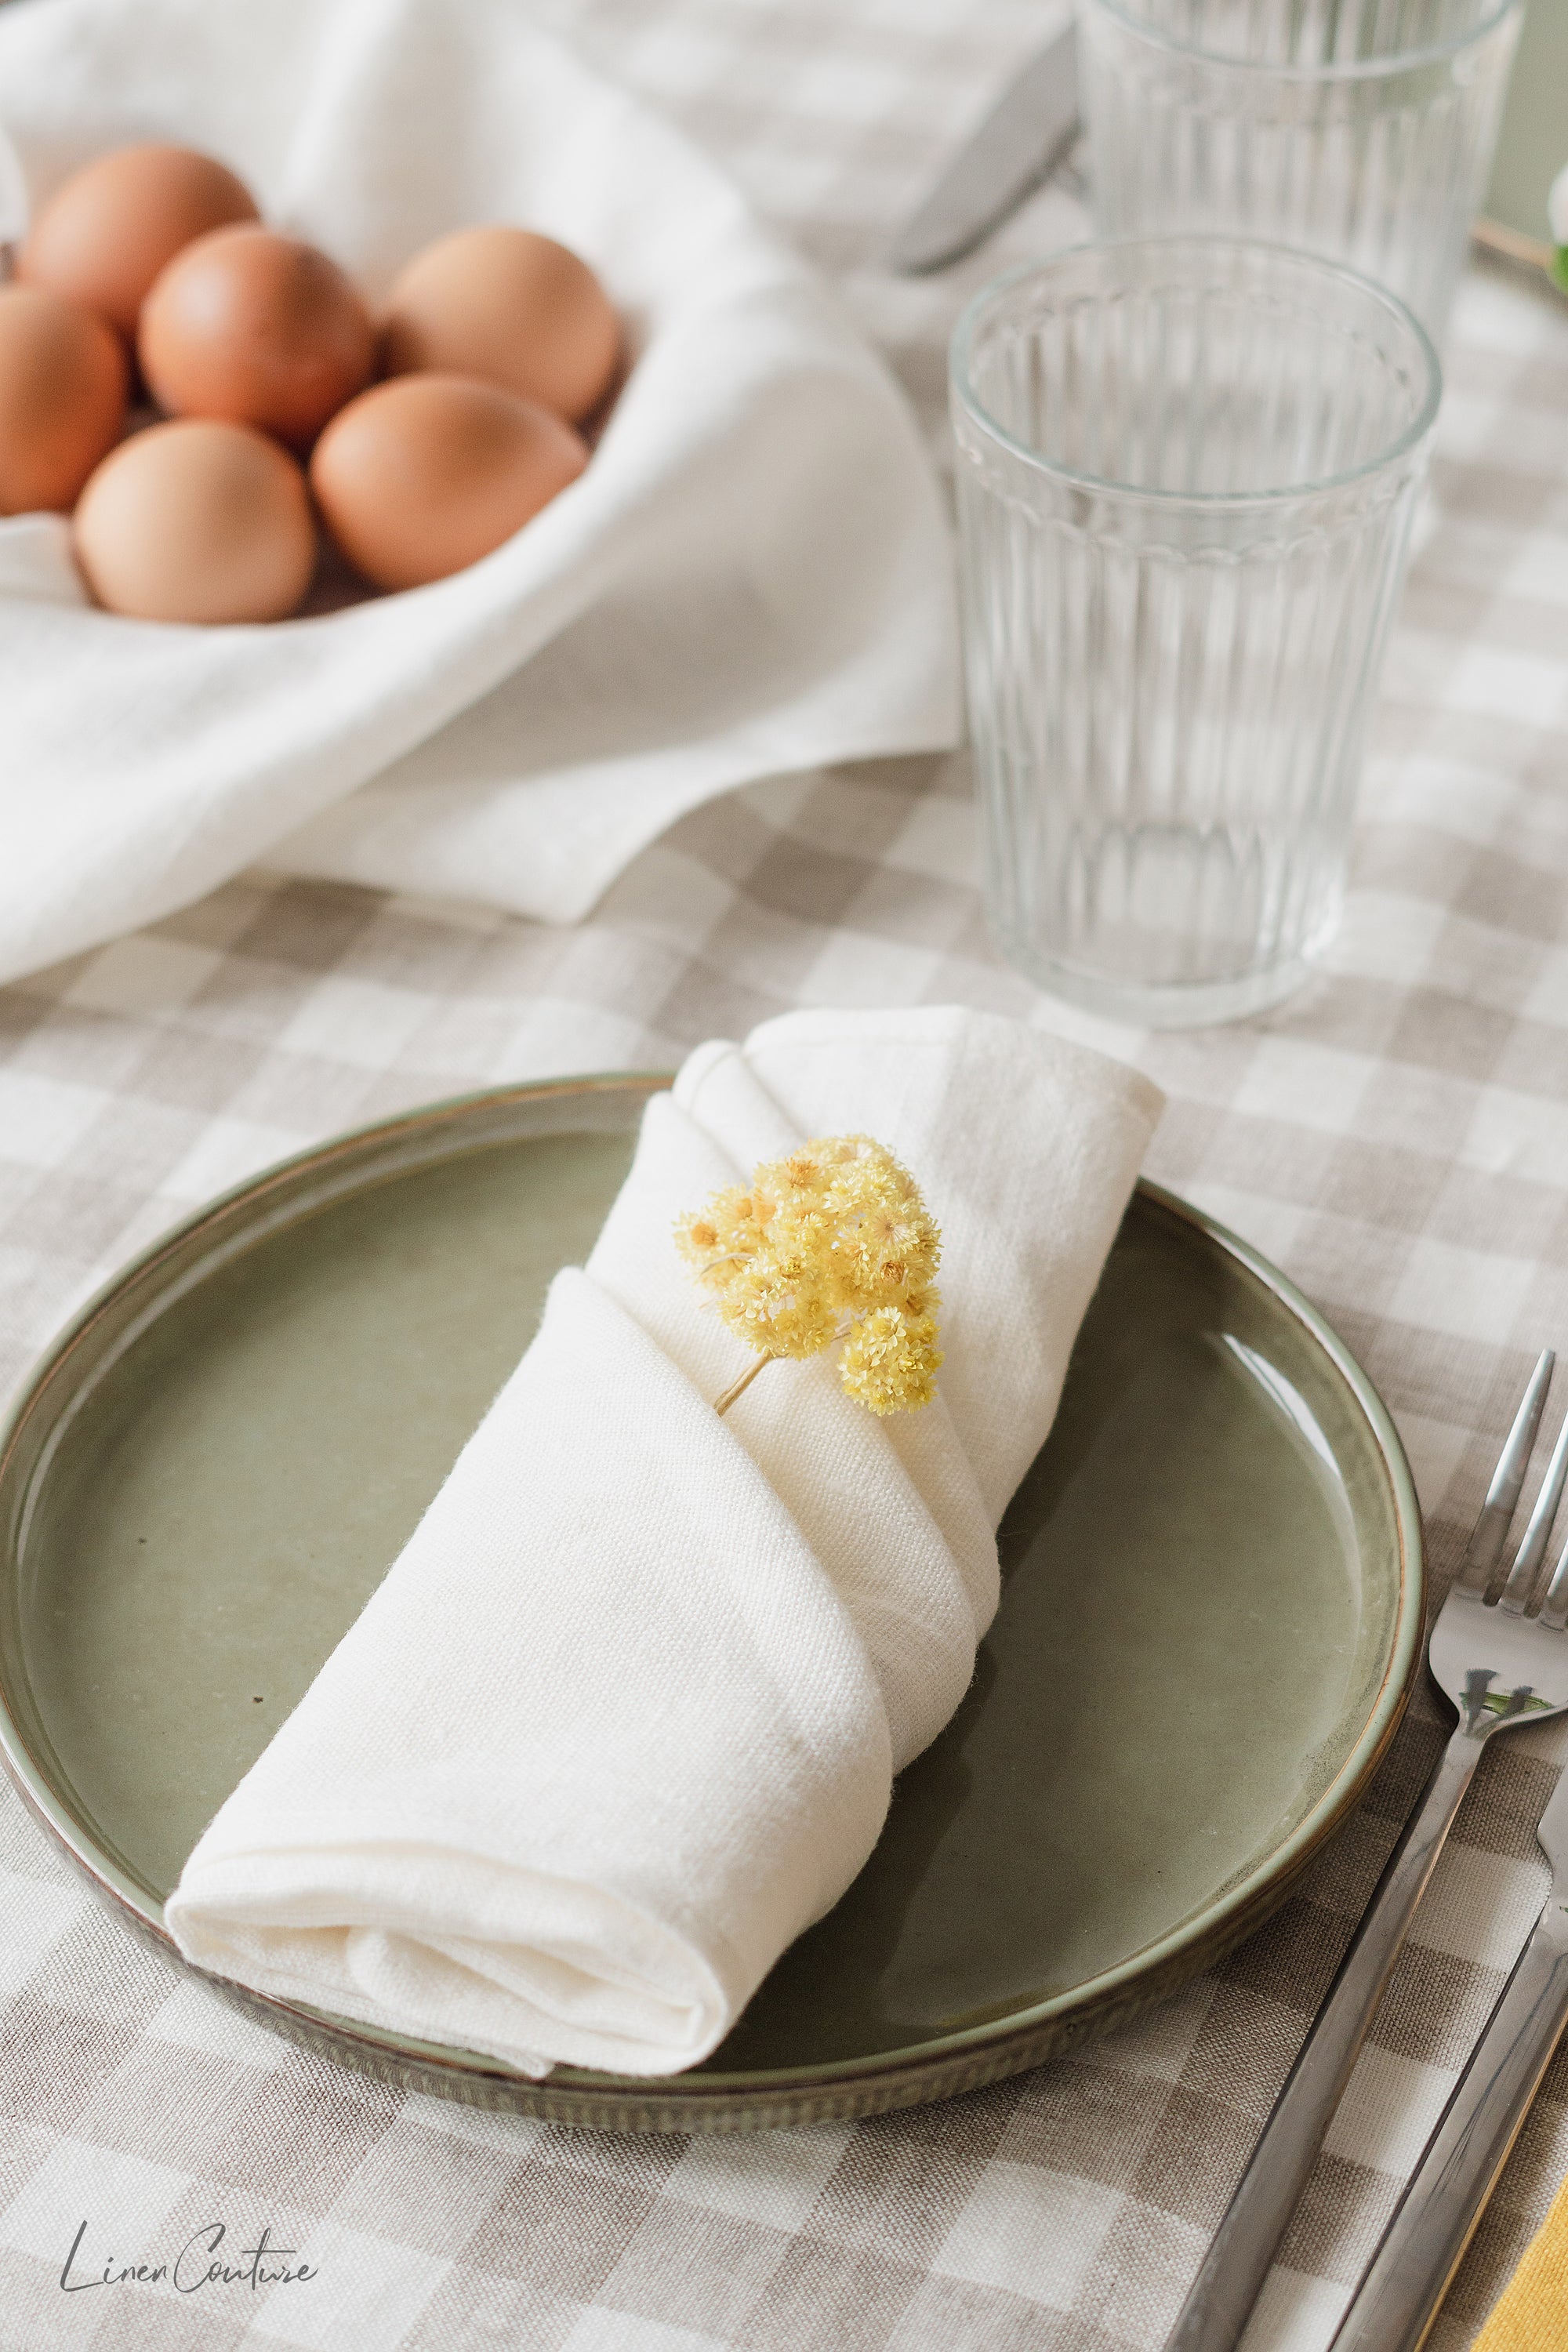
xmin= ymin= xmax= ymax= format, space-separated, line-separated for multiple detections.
xmin=882 ymin=18 xmax=1080 ymax=276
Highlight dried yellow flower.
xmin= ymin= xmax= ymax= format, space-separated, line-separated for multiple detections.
xmin=840 ymin=1303 xmax=942 ymax=1416
xmin=675 ymin=1134 xmax=942 ymax=1416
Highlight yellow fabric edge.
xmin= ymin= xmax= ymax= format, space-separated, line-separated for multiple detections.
xmin=1472 ymin=2168 xmax=1568 ymax=2352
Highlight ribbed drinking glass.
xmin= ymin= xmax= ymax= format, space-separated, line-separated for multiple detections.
xmin=1077 ymin=0 xmax=1523 ymax=347
xmin=952 ymin=238 xmax=1439 ymax=1027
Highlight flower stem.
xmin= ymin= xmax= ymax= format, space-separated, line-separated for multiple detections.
xmin=713 ymin=1354 xmax=774 ymax=1417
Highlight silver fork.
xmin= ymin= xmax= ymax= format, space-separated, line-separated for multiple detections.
xmin=1166 ymin=1348 xmax=1568 ymax=2352
xmin=1329 ymin=1756 xmax=1568 ymax=2351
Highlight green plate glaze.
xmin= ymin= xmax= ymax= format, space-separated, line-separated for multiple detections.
xmin=0 ymin=1076 xmax=1423 ymax=2133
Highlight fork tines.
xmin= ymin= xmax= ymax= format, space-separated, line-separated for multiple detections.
xmin=1461 ymin=1348 xmax=1568 ymax=1625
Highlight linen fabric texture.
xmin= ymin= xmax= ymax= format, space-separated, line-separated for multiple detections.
xmin=164 ymin=1007 xmax=1163 ymax=2078
xmin=0 ymin=0 xmax=957 ymax=986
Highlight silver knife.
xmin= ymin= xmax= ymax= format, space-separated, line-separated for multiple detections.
xmin=1329 ymin=1762 xmax=1568 ymax=2352
xmin=882 ymin=18 xmax=1080 ymax=275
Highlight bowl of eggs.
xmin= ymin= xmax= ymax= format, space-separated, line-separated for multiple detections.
xmin=0 ymin=0 xmax=956 ymax=996
xmin=1 ymin=140 xmax=622 ymax=622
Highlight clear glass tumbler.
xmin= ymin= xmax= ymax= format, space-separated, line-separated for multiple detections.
xmin=951 ymin=238 xmax=1439 ymax=1027
xmin=1076 ymin=0 xmax=1523 ymax=347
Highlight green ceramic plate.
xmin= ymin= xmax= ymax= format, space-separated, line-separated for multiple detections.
xmin=0 ymin=1076 xmax=1422 ymax=2133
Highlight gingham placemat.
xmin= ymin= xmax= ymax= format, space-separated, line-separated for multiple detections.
xmin=3 ymin=2 xmax=1568 ymax=2346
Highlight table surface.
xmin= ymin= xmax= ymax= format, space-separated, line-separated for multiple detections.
xmin=4 ymin=3 xmax=1568 ymax=2347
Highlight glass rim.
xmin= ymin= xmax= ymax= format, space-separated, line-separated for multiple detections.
xmin=949 ymin=237 xmax=1443 ymax=512
xmin=1077 ymin=0 xmax=1522 ymax=84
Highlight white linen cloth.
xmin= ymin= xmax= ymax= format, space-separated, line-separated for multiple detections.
xmin=165 ymin=1007 xmax=1163 ymax=2078
xmin=0 ymin=0 xmax=958 ymax=987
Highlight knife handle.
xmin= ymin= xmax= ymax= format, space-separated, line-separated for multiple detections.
xmin=1329 ymin=1896 xmax=1568 ymax=2352
xmin=1163 ymin=1726 xmax=1485 ymax=2352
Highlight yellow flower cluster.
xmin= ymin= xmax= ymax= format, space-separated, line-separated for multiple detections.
xmin=674 ymin=1134 xmax=942 ymax=1416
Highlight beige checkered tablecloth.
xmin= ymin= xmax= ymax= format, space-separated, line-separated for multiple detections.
xmin=4 ymin=2 xmax=1568 ymax=2346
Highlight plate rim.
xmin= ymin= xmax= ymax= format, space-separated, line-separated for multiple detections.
xmin=0 ymin=1071 xmax=1425 ymax=2124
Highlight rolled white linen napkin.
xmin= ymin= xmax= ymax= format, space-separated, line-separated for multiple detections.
xmin=165 ymin=1008 xmax=1163 ymax=2076
xmin=0 ymin=0 xmax=956 ymax=987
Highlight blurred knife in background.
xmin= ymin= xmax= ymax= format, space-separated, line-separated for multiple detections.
xmin=881 ymin=16 xmax=1078 ymax=275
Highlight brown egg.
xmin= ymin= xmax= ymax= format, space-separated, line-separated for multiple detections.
xmin=140 ymin=226 xmax=374 ymax=450
xmin=73 ymin=417 xmax=316 ymax=623
xmin=0 ymin=284 xmax=128 ymax=514
xmin=19 ymin=145 xmax=259 ymax=340
xmin=310 ymin=373 xmax=586 ymax=590
xmin=379 ymin=226 xmax=620 ymax=425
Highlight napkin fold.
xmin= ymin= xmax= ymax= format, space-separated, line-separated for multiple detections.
xmin=0 ymin=0 xmax=957 ymax=986
xmin=165 ymin=1008 xmax=1163 ymax=2076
